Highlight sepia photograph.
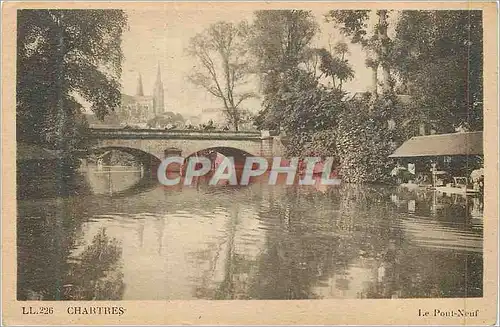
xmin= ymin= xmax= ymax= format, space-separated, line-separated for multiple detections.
xmin=2 ymin=1 xmax=498 ymax=325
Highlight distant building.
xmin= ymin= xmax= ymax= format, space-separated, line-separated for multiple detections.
xmin=116 ymin=65 xmax=165 ymax=125
xmin=153 ymin=65 xmax=165 ymax=115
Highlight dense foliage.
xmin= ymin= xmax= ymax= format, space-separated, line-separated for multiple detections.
xmin=253 ymin=9 xmax=483 ymax=183
xmin=17 ymin=10 xmax=127 ymax=151
xmin=391 ymin=10 xmax=483 ymax=132
xmin=264 ymin=69 xmax=344 ymax=158
xmin=248 ymin=10 xmax=318 ymax=92
xmin=335 ymin=98 xmax=397 ymax=183
xmin=248 ymin=10 xmax=319 ymax=130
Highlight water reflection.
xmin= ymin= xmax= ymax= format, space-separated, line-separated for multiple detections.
xmin=64 ymin=228 xmax=125 ymax=300
xmin=17 ymin=169 xmax=483 ymax=300
xmin=17 ymin=198 xmax=124 ymax=301
xmin=82 ymin=164 xmax=147 ymax=195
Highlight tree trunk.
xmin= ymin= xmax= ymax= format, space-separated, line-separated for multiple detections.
xmin=52 ymin=12 xmax=66 ymax=150
xmin=235 ymin=107 xmax=240 ymax=132
xmin=371 ymin=66 xmax=378 ymax=97
xmin=378 ymin=10 xmax=392 ymax=93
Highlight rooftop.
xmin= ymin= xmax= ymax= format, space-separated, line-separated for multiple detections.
xmin=389 ymin=131 xmax=483 ymax=158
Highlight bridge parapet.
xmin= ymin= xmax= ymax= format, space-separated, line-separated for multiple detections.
xmin=89 ymin=128 xmax=262 ymax=141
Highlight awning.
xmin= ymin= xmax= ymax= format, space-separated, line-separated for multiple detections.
xmin=389 ymin=131 xmax=483 ymax=158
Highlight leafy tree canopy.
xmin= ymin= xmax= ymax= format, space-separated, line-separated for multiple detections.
xmin=248 ymin=10 xmax=318 ymax=96
xmin=17 ymin=9 xmax=127 ymax=150
xmin=391 ymin=10 xmax=483 ymax=132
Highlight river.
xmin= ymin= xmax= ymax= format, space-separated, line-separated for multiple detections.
xmin=17 ymin=165 xmax=483 ymax=300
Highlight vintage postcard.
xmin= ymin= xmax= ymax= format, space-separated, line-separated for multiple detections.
xmin=1 ymin=1 xmax=498 ymax=325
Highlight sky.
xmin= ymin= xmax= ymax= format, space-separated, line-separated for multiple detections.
xmin=120 ymin=8 xmax=374 ymax=117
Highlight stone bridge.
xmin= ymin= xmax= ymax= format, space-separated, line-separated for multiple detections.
xmin=88 ymin=128 xmax=284 ymax=166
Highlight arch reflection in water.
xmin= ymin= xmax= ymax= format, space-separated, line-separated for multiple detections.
xmin=83 ymin=148 xmax=161 ymax=195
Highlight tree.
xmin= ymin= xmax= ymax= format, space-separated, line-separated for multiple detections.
xmin=248 ymin=10 xmax=318 ymax=91
xmin=16 ymin=10 xmax=127 ymax=151
xmin=262 ymin=68 xmax=345 ymax=157
xmin=187 ymin=21 xmax=255 ymax=131
xmin=326 ymin=10 xmax=393 ymax=98
xmin=312 ymin=42 xmax=355 ymax=91
xmin=248 ymin=10 xmax=318 ymax=129
xmin=327 ymin=10 xmax=483 ymax=133
xmin=323 ymin=11 xmax=404 ymax=182
xmin=391 ymin=10 xmax=483 ymax=132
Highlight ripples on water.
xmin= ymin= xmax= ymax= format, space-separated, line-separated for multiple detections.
xmin=17 ymin=168 xmax=483 ymax=300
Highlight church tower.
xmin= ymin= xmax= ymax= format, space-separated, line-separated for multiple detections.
xmin=136 ymin=73 xmax=144 ymax=96
xmin=153 ymin=64 xmax=165 ymax=115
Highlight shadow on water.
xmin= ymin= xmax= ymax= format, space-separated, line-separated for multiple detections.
xmin=17 ymin=199 xmax=125 ymax=300
xmin=16 ymin=165 xmax=144 ymax=300
xmin=104 ymin=177 xmax=159 ymax=198
xmin=17 ymin=170 xmax=93 ymax=200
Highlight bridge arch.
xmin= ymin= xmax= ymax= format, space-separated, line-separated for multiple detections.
xmin=184 ymin=146 xmax=258 ymax=171
xmin=184 ymin=146 xmax=256 ymax=161
xmin=89 ymin=146 xmax=162 ymax=170
xmin=180 ymin=146 xmax=259 ymax=179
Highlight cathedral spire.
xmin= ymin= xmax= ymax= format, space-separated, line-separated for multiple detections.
xmin=136 ymin=73 xmax=144 ymax=96
xmin=153 ymin=63 xmax=164 ymax=114
xmin=155 ymin=63 xmax=162 ymax=84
